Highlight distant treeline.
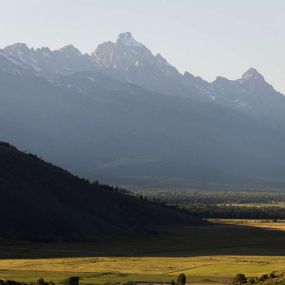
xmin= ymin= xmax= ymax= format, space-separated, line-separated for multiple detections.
xmin=138 ymin=188 xmax=285 ymax=205
xmin=0 ymin=277 xmax=78 ymax=285
xmin=0 ymin=279 xmax=54 ymax=285
xmin=92 ymin=183 xmax=285 ymax=220
xmin=0 ymin=274 xmax=187 ymax=285
xmin=183 ymin=204 xmax=285 ymax=220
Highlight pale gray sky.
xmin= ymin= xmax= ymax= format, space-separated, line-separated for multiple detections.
xmin=1 ymin=0 xmax=285 ymax=93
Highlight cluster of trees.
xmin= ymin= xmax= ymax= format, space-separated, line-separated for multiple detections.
xmin=232 ymin=272 xmax=276 ymax=284
xmin=0 ymin=279 xmax=54 ymax=285
xmin=0 ymin=274 xmax=186 ymax=285
xmin=183 ymin=204 xmax=285 ymax=220
xmin=0 ymin=142 xmax=17 ymax=148
xmin=90 ymin=181 xmax=194 ymax=218
xmin=0 ymin=277 xmax=79 ymax=285
xmin=92 ymin=181 xmax=166 ymax=205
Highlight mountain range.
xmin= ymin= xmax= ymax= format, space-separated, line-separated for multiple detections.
xmin=1 ymin=32 xmax=285 ymax=187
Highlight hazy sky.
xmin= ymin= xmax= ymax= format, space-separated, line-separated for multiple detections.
xmin=1 ymin=0 xmax=285 ymax=92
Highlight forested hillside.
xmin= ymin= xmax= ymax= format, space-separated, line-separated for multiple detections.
xmin=0 ymin=142 xmax=199 ymax=241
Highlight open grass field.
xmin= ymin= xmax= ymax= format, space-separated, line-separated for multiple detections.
xmin=1 ymin=222 xmax=285 ymax=285
xmin=223 ymin=203 xmax=285 ymax=208
xmin=1 ymin=255 xmax=285 ymax=284
xmin=212 ymin=219 xmax=285 ymax=231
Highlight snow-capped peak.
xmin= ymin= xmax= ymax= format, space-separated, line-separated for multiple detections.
xmin=116 ymin=32 xmax=144 ymax=48
xmin=241 ymin=68 xmax=264 ymax=81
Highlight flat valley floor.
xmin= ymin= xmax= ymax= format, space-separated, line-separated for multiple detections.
xmin=1 ymin=221 xmax=285 ymax=284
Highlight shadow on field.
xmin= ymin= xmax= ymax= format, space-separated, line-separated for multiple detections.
xmin=1 ymin=223 xmax=285 ymax=259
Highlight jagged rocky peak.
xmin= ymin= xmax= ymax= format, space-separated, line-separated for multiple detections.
xmin=241 ymin=67 xmax=265 ymax=81
xmin=215 ymin=76 xmax=229 ymax=83
xmin=155 ymin=53 xmax=170 ymax=64
xmin=35 ymin=47 xmax=52 ymax=56
xmin=92 ymin=32 xmax=152 ymax=68
xmin=184 ymin=71 xmax=197 ymax=80
xmin=59 ymin=44 xmax=82 ymax=57
xmin=116 ymin=32 xmax=144 ymax=48
xmin=4 ymin=42 xmax=29 ymax=50
xmin=155 ymin=53 xmax=179 ymax=71
xmin=3 ymin=43 xmax=36 ymax=65
xmin=92 ymin=41 xmax=116 ymax=67
xmin=184 ymin=71 xmax=209 ymax=86
xmin=4 ymin=43 xmax=32 ymax=55
xmin=92 ymin=33 xmax=138 ymax=57
xmin=92 ymin=41 xmax=115 ymax=56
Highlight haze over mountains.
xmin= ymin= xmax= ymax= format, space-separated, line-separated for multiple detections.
xmin=1 ymin=32 xmax=285 ymax=187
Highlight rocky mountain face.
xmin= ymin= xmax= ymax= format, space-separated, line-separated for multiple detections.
xmin=208 ymin=68 xmax=285 ymax=121
xmin=3 ymin=43 xmax=98 ymax=78
xmin=1 ymin=33 xmax=285 ymax=187
xmin=0 ymin=49 xmax=33 ymax=75
xmin=4 ymin=33 xmax=284 ymax=121
xmin=92 ymin=32 xmax=205 ymax=99
xmin=91 ymin=33 xmax=285 ymax=121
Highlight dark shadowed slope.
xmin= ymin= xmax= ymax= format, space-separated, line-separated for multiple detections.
xmin=0 ymin=142 xmax=199 ymax=241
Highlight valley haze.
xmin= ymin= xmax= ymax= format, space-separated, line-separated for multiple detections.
xmin=0 ymin=32 xmax=285 ymax=188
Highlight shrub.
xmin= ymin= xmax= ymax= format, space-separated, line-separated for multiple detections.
xmin=259 ymin=274 xmax=268 ymax=281
xmin=232 ymin=273 xmax=247 ymax=284
xmin=122 ymin=282 xmax=136 ymax=285
xmin=269 ymin=272 xmax=275 ymax=278
xmin=37 ymin=279 xmax=45 ymax=285
xmin=247 ymin=277 xmax=255 ymax=284
xmin=63 ymin=277 xmax=79 ymax=285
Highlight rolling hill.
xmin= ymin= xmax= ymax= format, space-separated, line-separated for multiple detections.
xmin=0 ymin=142 xmax=199 ymax=241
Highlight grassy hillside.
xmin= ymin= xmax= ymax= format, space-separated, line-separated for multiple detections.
xmin=0 ymin=142 xmax=199 ymax=241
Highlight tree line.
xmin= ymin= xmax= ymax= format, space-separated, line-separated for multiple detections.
xmin=0 ymin=274 xmax=187 ymax=285
xmin=182 ymin=204 xmax=285 ymax=220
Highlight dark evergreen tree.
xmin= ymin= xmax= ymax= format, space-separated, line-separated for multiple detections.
xmin=177 ymin=273 xmax=186 ymax=285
